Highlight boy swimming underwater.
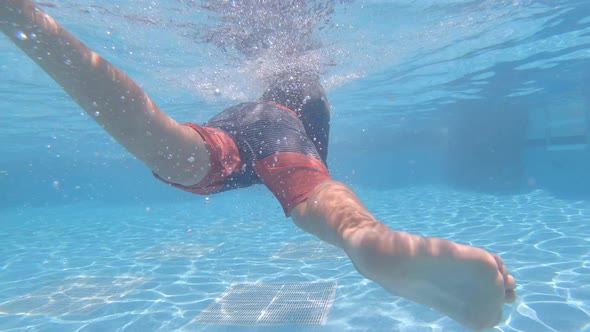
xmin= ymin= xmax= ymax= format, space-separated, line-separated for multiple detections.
xmin=0 ymin=1 xmax=515 ymax=330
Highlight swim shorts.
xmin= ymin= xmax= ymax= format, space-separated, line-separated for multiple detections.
xmin=154 ymin=102 xmax=331 ymax=216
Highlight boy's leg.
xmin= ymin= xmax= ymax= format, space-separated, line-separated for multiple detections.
xmin=291 ymin=180 xmax=516 ymax=330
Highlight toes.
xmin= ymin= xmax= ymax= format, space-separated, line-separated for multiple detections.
xmin=491 ymin=253 xmax=514 ymax=288
xmin=492 ymin=253 xmax=517 ymax=303
xmin=504 ymin=274 xmax=517 ymax=303
xmin=505 ymin=289 xmax=516 ymax=303
xmin=492 ymin=254 xmax=505 ymax=271
xmin=505 ymin=274 xmax=516 ymax=290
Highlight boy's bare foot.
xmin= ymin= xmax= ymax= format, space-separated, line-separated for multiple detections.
xmin=344 ymin=227 xmax=516 ymax=330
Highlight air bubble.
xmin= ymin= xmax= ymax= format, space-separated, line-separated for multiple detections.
xmin=15 ymin=31 xmax=28 ymax=41
xmin=94 ymin=111 xmax=100 ymax=117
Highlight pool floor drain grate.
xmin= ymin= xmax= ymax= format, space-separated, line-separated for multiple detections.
xmin=195 ymin=281 xmax=336 ymax=325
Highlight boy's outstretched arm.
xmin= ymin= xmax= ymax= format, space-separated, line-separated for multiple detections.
xmin=291 ymin=180 xmax=516 ymax=331
xmin=0 ymin=0 xmax=209 ymax=185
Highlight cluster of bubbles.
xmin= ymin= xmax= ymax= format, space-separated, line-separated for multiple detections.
xmin=191 ymin=0 xmax=351 ymax=95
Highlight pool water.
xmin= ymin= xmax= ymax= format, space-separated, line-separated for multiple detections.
xmin=1 ymin=186 xmax=589 ymax=331
xmin=1 ymin=1 xmax=590 ymax=331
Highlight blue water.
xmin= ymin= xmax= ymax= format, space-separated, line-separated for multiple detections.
xmin=1 ymin=1 xmax=590 ymax=331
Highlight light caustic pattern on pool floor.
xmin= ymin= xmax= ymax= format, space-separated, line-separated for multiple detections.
xmin=0 ymin=186 xmax=589 ymax=331
xmin=272 ymin=241 xmax=346 ymax=260
xmin=136 ymin=242 xmax=225 ymax=260
xmin=0 ymin=276 xmax=148 ymax=316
